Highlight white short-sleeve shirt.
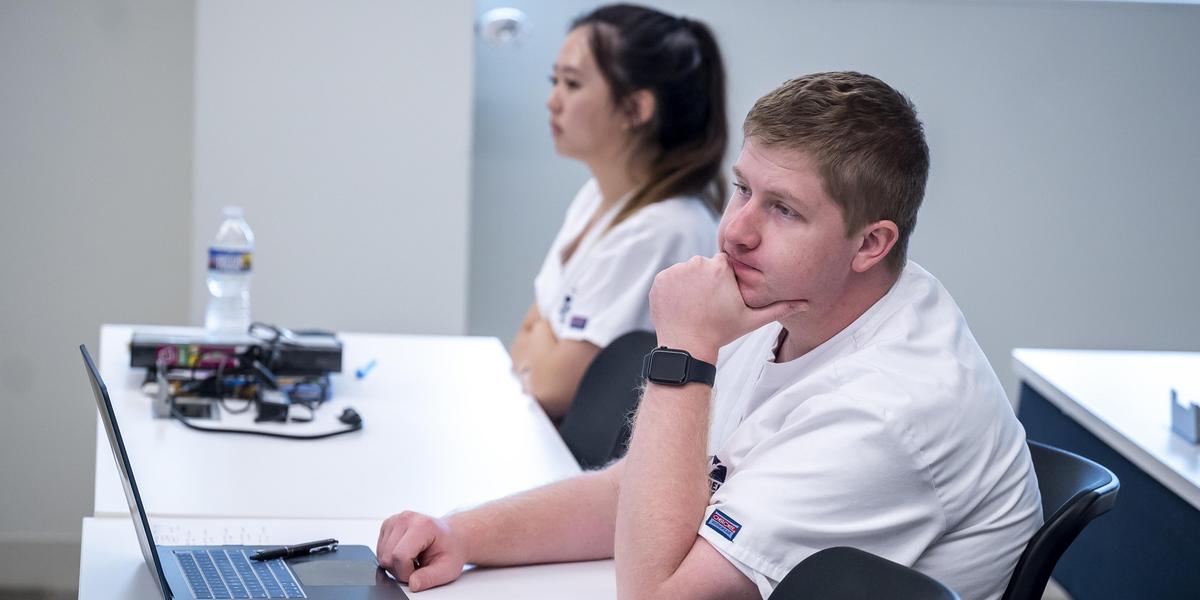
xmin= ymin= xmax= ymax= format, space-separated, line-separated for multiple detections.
xmin=533 ymin=179 xmax=718 ymax=347
xmin=698 ymin=262 xmax=1042 ymax=600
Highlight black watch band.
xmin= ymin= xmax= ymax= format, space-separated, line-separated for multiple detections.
xmin=641 ymin=346 xmax=716 ymax=387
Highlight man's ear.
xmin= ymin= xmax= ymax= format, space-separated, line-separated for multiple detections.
xmin=851 ymin=220 xmax=899 ymax=273
xmin=622 ymin=89 xmax=656 ymax=130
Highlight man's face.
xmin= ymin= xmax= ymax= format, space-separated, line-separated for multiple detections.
xmin=718 ymin=140 xmax=860 ymax=312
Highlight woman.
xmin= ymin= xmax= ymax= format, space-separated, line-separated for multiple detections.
xmin=510 ymin=4 xmax=727 ymax=420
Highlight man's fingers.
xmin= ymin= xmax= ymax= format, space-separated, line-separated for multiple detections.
xmin=378 ymin=518 xmax=437 ymax=582
xmin=391 ymin=527 xmax=436 ymax=582
xmin=377 ymin=518 xmax=407 ymax=572
xmin=377 ymin=515 xmax=398 ymax=560
xmin=407 ymin=553 xmax=463 ymax=592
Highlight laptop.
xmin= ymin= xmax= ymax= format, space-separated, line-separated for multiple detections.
xmin=81 ymin=344 xmax=408 ymax=600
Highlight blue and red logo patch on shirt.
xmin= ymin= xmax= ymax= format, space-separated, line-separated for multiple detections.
xmin=569 ymin=315 xmax=588 ymax=330
xmin=706 ymin=509 xmax=741 ymax=541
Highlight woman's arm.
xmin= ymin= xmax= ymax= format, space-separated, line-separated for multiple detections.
xmin=518 ymin=318 xmax=600 ymax=420
xmin=510 ymin=303 xmax=601 ymax=420
xmin=509 ymin=301 xmax=542 ymax=370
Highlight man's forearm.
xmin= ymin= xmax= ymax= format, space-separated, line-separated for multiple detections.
xmin=448 ymin=466 xmax=621 ymax=566
xmin=615 ymin=378 xmax=714 ymax=598
xmin=610 ymin=252 xmax=803 ymax=598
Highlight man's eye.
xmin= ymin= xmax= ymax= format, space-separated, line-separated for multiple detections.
xmin=548 ymin=75 xmax=557 ymax=85
xmin=774 ymin=202 xmax=798 ymax=218
xmin=733 ymin=183 xmax=750 ymax=197
xmin=565 ymin=79 xmax=580 ymax=90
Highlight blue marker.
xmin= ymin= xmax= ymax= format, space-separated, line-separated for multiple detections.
xmin=355 ymin=359 xmax=377 ymax=380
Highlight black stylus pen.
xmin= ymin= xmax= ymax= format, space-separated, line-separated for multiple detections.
xmin=250 ymin=538 xmax=339 ymax=561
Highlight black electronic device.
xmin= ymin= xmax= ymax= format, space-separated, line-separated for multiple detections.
xmin=255 ymin=389 xmax=291 ymax=423
xmin=130 ymin=328 xmax=342 ymax=376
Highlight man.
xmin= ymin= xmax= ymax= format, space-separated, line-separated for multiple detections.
xmin=377 ymin=72 xmax=1042 ymax=600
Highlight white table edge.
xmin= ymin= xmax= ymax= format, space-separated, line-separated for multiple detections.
xmin=1011 ymin=348 xmax=1200 ymax=511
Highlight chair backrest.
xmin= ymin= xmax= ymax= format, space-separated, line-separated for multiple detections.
xmin=558 ymin=330 xmax=657 ymax=469
xmin=1000 ymin=440 xmax=1120 ymax=600
xmin=769 ymin=546 xmax=960 ymax=600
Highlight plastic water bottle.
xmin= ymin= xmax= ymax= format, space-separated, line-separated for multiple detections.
xmin=204 ymin=206 xmax=255 ymax=335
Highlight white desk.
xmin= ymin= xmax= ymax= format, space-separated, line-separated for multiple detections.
xmin=1012 ymin=348 xmax=1200 ymax=599
xmin=1012 ymin=348 xmax=1200 ymax=510
xmin=93 ymin=324 xmax=582 ymax=519
xmin=79 ymin=516 xmax=616 ymax=600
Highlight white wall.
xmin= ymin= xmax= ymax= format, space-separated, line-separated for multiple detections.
xmin=0 ymin=0 xmax=193 ymax=589
xmin=0 ymin=0 xmax=475 ymax=591
xmin=192 ymin=0 xmax=474 ymax=335
xmin=468 ymin=0 xmax=1200 ymax=400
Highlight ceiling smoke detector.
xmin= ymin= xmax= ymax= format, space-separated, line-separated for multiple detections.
xmin=477 ymin=7 xmax=530 ymax=48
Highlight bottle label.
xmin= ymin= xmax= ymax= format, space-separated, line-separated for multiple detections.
xmin=208 ymin=248 xmax=253 ymax=274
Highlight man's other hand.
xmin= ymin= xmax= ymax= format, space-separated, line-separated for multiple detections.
xmin=377 ymin=511 xmax=467 ymax=592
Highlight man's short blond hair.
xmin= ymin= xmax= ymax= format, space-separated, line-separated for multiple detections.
xmin=743 ymin=72 xmax=930 ymax=271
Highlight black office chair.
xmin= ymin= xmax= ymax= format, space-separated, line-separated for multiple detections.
xmin=1000 ymin=440 xmax=1120 ymax=600
xmin=557 ymin=330 xmax=657 ymax=469
xmin=769 ymin=546 xmax=960 ymax=600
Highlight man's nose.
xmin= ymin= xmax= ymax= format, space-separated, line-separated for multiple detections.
xmin=723 ymin=200 xmax=762 ymax=249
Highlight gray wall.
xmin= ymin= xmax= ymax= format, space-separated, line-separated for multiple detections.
xmin=0 ymin=0 xmax=194 ymax=589
xmin=191 ymin=0 xmax=474 ymax=335
xmin=468 ymin=0 xmax=1200 ymax=399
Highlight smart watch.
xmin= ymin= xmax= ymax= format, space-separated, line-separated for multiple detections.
xmin=641 ymin=346 xmax=716 ymax=387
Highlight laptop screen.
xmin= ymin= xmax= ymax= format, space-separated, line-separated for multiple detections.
xmin=81 ymin=344 xmax=172 ymax=599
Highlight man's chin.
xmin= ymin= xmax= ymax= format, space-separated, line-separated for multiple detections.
xmin=736 ymin=284 xmax=772 ymax=310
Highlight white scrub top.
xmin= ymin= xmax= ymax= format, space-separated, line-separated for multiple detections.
xmin=533 ymin=178 xmax=718 ymax=347
xmin=699 ymin=262 xmax=1043 ymax=600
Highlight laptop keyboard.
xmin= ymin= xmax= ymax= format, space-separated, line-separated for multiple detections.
xmin=174 ymin=549 xmax=306 ymax=599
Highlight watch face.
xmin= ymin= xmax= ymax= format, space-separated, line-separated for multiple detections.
xmin=649 ymin=350 xmax=690 ymax=384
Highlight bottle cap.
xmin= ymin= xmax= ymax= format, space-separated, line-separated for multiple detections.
xmin=223 ymin=206 xmax=244 ymax=218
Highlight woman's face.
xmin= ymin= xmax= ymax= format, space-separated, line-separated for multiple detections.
xmin=547 ymin=26 xmax=632 ymax=164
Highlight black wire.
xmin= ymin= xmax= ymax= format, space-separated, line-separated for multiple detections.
xmin=146 ymin=378 xmax=358 ymax=440
xmin=169 ymin=402 xmax=362 ymax=440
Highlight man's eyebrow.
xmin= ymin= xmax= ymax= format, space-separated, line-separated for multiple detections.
xmin=765 ymin=188 xmax=805 ymax=209
xmin=732 ymin=166 xmax=807 ymax=208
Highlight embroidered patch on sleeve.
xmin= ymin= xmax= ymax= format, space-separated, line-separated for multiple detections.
xmin=708 ymin=455 xmax=727 ymax=494
xmin=706 ymin=509 xmax=742 ymax=541
xmin=569 ymin=315 xmax=588 ymax=329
